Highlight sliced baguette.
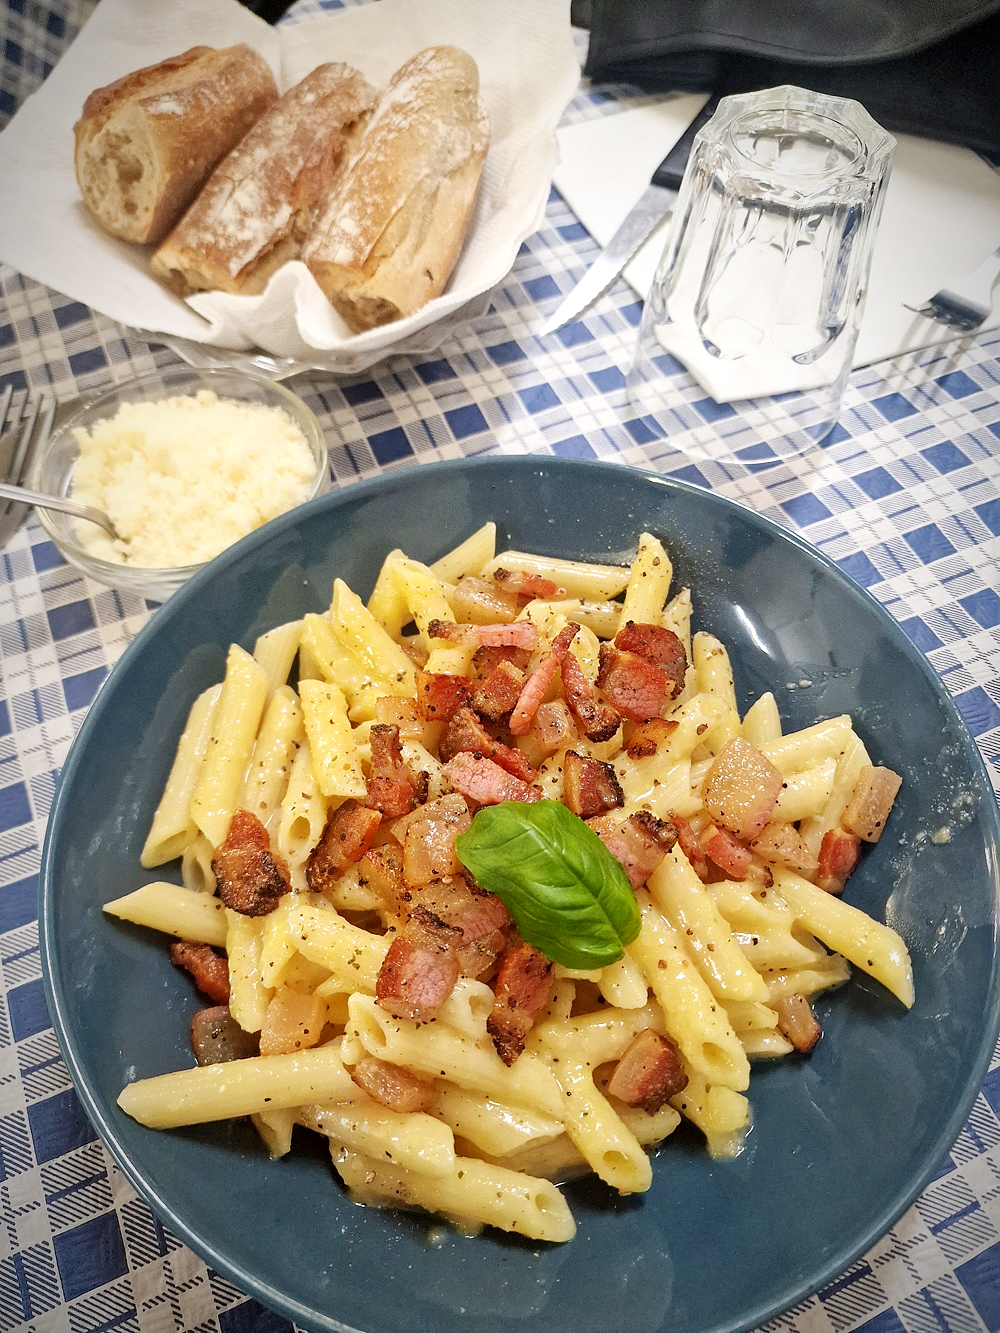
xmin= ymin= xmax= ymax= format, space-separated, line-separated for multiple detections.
xmin=304 ymin=45 xmax=490 ymax=332
xmin=152 ymin=63 xmax=379 ymax=297
xmin=74 ymin=44 xmax=278 ymax=246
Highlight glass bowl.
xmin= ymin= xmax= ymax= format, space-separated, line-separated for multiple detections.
xmin=30 ymin=364 xmax=330 ymax=602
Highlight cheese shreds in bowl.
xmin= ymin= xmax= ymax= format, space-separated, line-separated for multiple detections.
xmin=70 ymin=390 xmax=318 ymax=568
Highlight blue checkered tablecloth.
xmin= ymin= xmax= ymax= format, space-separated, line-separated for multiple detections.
xmin=1 ymin=2 xmax=999 ymax=1330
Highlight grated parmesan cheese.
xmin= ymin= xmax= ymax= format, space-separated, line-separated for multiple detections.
xmin=70 ymin=390 xmax=318 ymax=569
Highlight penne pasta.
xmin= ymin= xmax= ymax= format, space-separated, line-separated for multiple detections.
xmin=252 ymin=620 xmax=302 ymax=698
xmin=180 ymin=832 xmax=216 ymax=895
xmin=430 ymin=521 xmax=497 ymax=584
xmin=692 ymin=631 xmax=739 ymax=716
xmin=333 ymin=1147 xmax=577 ymax=1244
xmin=346 ymin=994 xmax=565 ymax=1120
xmin=429 ymin=1086 xmax=564 ymax=1159
xmin=275 ymin=739 xmax=328 ymax=878
xmin=118 ymin=1046 xmax=362 ymax=1128
xmin=771 ymin=757 xmax=838 ymax=822
xmin=647 ymin=848 xmax=770 ymax=1003
xmin=540 ymin=1049 xmax=652 ymax=1193
xmin=620 ymin=531 xmax=673 ymax=626
xmin=240 ymin=684 xmax=303 ymax=827
xmin=103 ymin=881 xmax=227 ymax=946
xmin=299 ymin=612 xmax=380 ymax=719
xmin=300 ymin=1101 xmax=456 ymax=1178
xmin=190 ymin=644 xmax=268 ymax=848
xmin=671 ymin=1072 xmax=750 ymax=1158
xmin=285 ymin=901 xmax=390 ymax=995
xmin=740 ymin=690 xmax=782 ymax=747
xmin=628 ymin=892 xmax=751 ymax=1092
xmin=111 ymin=528 xmax=911 ymax=1245
xmin=299 ymin=678 xmax=367 ymax=801
xmin=760 ymin=715 xmax=854 ymax=776
xmin=771 ymin=867 xmax=914 ymax=1007
xmin=329 ymin=579 xmax=417 ymax=698
xmin=484 ymin=549 xmax=630 ymax=600
xmin=141 ymin=684 xmax=221 ymax=868
xmin=661 ymin=586 xmax=692 ymax=658
xmin=226 ymin=910 xmax=271 ymax=1033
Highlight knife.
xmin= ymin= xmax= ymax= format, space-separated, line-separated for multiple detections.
xmin=539 ymin=95 xmax=720 ymax=337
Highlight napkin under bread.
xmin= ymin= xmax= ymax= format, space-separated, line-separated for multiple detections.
xmin=0 ymin=0 xmax=579 ymax=372
xmin=553 ymin=96 xmax=1000 ymax=400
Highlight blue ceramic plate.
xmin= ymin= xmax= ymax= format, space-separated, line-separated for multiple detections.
xmin=40 ymin=457 xmax=1000 ymax=1333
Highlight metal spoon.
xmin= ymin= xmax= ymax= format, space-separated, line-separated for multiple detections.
xmin=0 ymin=480 xmax=119 ymax=538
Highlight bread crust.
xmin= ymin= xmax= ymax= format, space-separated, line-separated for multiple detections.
xmin=151 ymin=63 xmax=379 ymax=297
xmin=74 ymin=44 xmax=278 ymax=245
xmin=303 ymin=45 xmax=490 ymax=332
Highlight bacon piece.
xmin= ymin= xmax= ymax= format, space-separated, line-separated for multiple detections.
xmin=170 ymin=940 xmax=230 ymax=1004
xmin=414 ymin=669 xmax=474 ymax=723
xmin=492 ymin=567 xmax=562 ymax=600
xmin=670 ymin=812 xmax=709 ymax=881
xmin=439 ymin=705 xmax=495 ymax=763
xmin=439 ymin=706 xmax=536 ymax=782
xmin=212 ymin=809 xmax=290 ymax=917
xmin=471 ymin=658 xmax=527 ymax=722
xmin=485 ymin=740 xmax=536 ymax=784
xmin=448 ymin=886 xmax=511 ymax=977
xmin=700 ymin=824 xmax=752 ymax=879
xmin=703 ymin=737 xmax=783 ymax=841
xmin=816 ymin=827 xmax=861 ymax=894
xmin=374 ymin=693 xmax=424 ymax=741
xmin=449 ymin=575 xmax=521 ymax=624
xmin=773 ymin=993 xmax=821 ymax=1053
xmin=751 ymin=821 xmax=819 ymax=876
xmin=411 ymin=875 xmax=512 ymax=978
xmin=471 ymin=644 xmax=533 ymax=677
xmin=401 ymin=796 xmax=471 ymax=887
xmin=842 ymin=765 xmax=902 ymax=843
xmin=190 ymin=1006 xmax=259 ymax=1066
xmin=606 ymin=1029 xmax=688 ymax=1111
xmin=562 ymin=750 xmax=624 ymax=819
xmin=599 ymin=810 xmax=678 ymax=888
xmin=508 ymin=622 xmax=580 ymax=736
xmin=366 ymin=723 xmax=425 ymax=819
xmin=351 ymin=1055 xmax=435 ymax=1113
xmin=427 ymin=619 xmax=538 ymax=651
xmin=625 ymin=717 xmax=679 ymax=759
xmin=259 ymin=986 xmax=325 ymax=1056
xmin=358 ymin=843 xmax=407 ymax=921
xmin=528 ymin=699 xmax=578 ymax=759
xmin=560 ymin=650 xmax=621 ymax=742
xmin=306 ymin=799 xmax=382 ymax=892
xmin=614 ymin=621 xmax=687 ymax=700
xmin=443 ymin=751 xmax=541 ymax=805
xmin=596 ymin=644 xmax=669 ymax=723
xmin=376 ymin=906 xmax=461 ymax=1021
xmin=389 ymin=791 xmax=470 ymax=842
xmin=487 ymin=941 xmax=554 ymax=1066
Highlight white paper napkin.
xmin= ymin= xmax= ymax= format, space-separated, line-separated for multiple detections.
xmin=0 ymin=0 xmax=579 ymax=372
xmin=553 ymin=97 xmax=1000 ymax=397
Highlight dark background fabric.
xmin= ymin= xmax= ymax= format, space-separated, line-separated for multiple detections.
xmin=580 ymin=0 xmax=1000 ymax=161
xmin=238 ymin=0 xmax=297 ymax=23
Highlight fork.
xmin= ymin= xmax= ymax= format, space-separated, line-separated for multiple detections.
xmin=905 ymin=245 xmax=1000 ymax=333
xmin=0 ymin=388 xmax=56 ymax=548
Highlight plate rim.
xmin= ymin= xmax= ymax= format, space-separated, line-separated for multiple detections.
xmin=38 ymin=454 xmax=1000 ymax=1333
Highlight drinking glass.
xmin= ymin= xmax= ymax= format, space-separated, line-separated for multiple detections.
xmin=626 ymin=85 xmax=895 ymax=464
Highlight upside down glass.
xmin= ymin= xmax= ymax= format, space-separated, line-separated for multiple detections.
xmin=626 ymin=85 xmax=895 ymax=464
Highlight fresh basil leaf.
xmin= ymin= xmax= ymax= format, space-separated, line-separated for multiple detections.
xmin=454 ymin=799 xmax=640 ymax=969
